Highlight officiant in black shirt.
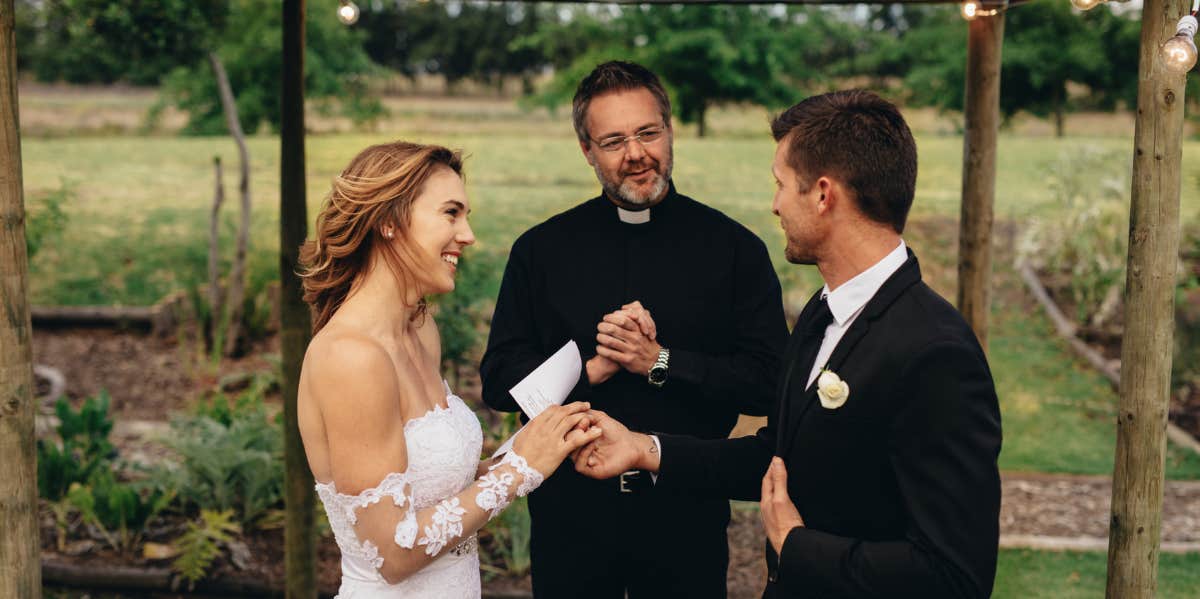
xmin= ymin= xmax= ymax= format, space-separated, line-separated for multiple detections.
xmin=480 ymin=61 xmax=788 ymax=598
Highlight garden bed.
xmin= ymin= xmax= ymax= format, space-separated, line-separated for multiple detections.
xmin=1024 ymin=263 xmax=1200 ymax=445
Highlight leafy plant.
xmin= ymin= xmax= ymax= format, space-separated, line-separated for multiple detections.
xmin=25 ymin=179 xmax=72 ymax=261
xmin=152 ymin=392 xmax=283 ymax=526
xmin=161 ymin=0 xmax=383 ymax=135
xmin=1017 ymin=148 xmax=1130 ymax=327
xmin=431 ymin=250 xmax=503 ymax=386
xmin=481 ymin=496 xmax=532 ymax=579
xmin=172 ymin=509 xmax=241 ymax=587
xmin=38 ymin=392 xmax=116 ymax=502
xmin=67 ymin=470 xmax=174 ymax=553
xmin=194 ymin=371 xmax=278 ymax=428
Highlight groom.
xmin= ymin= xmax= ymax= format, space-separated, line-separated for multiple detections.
xmin=575 ymin=90 xmax=1002 ymax=598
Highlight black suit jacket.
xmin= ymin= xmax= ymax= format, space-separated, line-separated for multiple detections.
xmin=657 ymin=251 xmax=1002 ymax=598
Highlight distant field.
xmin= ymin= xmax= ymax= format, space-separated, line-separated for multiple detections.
xmin=21 ymin=117 xmax=1200 ymax=305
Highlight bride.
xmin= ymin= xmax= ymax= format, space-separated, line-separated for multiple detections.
xmin=296 ymin=141 xmax=600 ymax=597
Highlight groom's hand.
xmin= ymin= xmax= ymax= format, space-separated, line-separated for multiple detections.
xmin=761 ymin=457 xmax=804 ymax=554
xmin=572 ymin=409 xmax=660 ymax=479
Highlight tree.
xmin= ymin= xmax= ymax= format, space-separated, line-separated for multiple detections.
xmin=629 ymin=6 xmax=796 ymax=136
xmin=15 ymin=0 xmax=227 ymax=85
xmin=359 ymin=1 xmax=545 ymax=93
xmin=895 ymin=2 xmax=1123 ymax=136
xmin=524 ymin=5 xmax=814 ymax=137
xmin=999 ymin=0 xmax=1107 ymax=136
xmin=164 ymin=0 xmax=382 ymax=135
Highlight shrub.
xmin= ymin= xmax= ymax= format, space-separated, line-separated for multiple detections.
xmin=1017 ymin=148 xmax=1130 ymax=327
xmin=151 ymin=392 xmax=283 ymax=526
xmin=67 ymin=469 xmax=174 ymax=553
xmin=431 ymin=250 xmax=503 ymax=385
xmin=38 ymin=392 xmax=116 ymax=502
xmin=25 ymin=179 xmax=72 ymax=262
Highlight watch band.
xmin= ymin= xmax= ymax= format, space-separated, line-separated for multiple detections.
xmin=648 ymin=348 xmax=670 ymax=387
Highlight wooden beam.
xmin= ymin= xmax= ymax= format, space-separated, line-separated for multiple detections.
xmin=0 ymin=0 xmax=42 ymax=597
xmin=281 ymin=1 xmax=316 ymax=598
xmin=509 ymin=0 xmax=985 ymax=4
xmin=957 ymin=10 xmax=1004 ymax=351
xmin=1105 ymin=0 xmax=1189 ymax=595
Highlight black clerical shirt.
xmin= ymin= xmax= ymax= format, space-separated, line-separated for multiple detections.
xmin=481 ymin=184 xmax=787 ymax=439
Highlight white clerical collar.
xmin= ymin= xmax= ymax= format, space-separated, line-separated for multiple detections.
xmin=821 ymin=240 xmax=908 ymax=326
xmin=617 ymin=206 xmax=651 ymax=224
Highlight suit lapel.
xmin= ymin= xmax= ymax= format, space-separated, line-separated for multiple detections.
xmin=779 ymin=252 xmax=925 ymax=457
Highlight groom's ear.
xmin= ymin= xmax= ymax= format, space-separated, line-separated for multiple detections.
xmin=814 ymin=177 xmax=835 ymax=215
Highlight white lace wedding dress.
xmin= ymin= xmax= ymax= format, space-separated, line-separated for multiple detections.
xmin=316 ymin=384 xmax=486 ymax=598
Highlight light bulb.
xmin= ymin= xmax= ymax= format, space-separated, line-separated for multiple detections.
xmin=1162 ymin=15 xmax=1199 ymax=74
xmin=1070 ymin=0 xmax=1104 ymax=10
xmin=1163 ymin=35 xmax=1198 ymax=73
xmin=960 ymin=0 xmax=1002 ymax=20
xmin=337 ymin=1 xmax=360 ymax=25
xmin=961 ymin=1 xmax=980 ymax=20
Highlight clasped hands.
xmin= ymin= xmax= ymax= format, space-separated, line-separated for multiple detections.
xmin=568 ymin=414 xmax=805 ymax=556
xmin=586 ymin=300 xmax=661 ymax=385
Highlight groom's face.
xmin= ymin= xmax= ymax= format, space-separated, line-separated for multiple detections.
xmin=772 ymin=140 xmax=821 ymax=265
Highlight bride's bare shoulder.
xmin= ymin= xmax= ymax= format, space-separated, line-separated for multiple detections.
xmin=304 ymin=326 xmax=397 ymax=413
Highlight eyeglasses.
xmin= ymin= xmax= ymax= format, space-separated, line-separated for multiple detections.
xmin=591 ymin=127 xmax=667 ymax=153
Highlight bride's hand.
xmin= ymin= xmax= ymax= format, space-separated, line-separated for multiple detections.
xmin=511 ymin=402 xmax=602 ymax=477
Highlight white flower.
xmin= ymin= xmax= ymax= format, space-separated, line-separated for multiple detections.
xmin=816 ymin=369 xmax=850 ymax=409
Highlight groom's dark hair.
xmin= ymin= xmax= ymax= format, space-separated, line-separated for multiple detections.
xmin=771 ymin=90 xmax=916 ymax=234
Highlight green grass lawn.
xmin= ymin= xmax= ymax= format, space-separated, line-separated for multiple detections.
xmin=995 ymin=549 xmax=1200 ymax=598
xmin=20 ymin=100 xmax=1200 ymax=482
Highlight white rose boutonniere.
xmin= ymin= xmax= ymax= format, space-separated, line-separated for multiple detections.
xmin=816 ymin=369 xmax=850 ymax=409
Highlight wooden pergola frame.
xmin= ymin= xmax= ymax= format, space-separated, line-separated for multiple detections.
xmin=0 ymin=0 xmax=1187 ymax=597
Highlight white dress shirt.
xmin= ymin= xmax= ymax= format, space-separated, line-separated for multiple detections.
xmin=805 ymin=240 xmax=908 ymax=389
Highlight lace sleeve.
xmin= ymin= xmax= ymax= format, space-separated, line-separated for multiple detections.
xmin=318 ymin=450 xmax=545 ymax=583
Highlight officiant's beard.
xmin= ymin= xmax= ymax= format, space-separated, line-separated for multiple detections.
xmin=593 ymin=152 xmax=673 ymax=209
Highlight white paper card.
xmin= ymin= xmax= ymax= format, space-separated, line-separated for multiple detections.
xmin=509 ymin=340 xmax=581 ymax=418
xmin=491 ymin=341 xmax=581 ymax=458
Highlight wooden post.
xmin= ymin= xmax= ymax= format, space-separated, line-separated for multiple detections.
xmin=1105 ymin=0 xmax=1188 ymax=595
xmin=0 ymin=1 xmax=42 ymax=597
xmin=281 ymin=1 xmax=316 ymax=598
xmin=957 ymin=11 xmax=1005 ymax=351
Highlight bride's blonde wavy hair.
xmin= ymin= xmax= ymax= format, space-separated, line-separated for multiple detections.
xmin=299 ymin=141 xmax=464 ymax=333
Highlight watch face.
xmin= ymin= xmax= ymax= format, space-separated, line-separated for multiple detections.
xmin=649 ymin=367 xmax=667 ymax=383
